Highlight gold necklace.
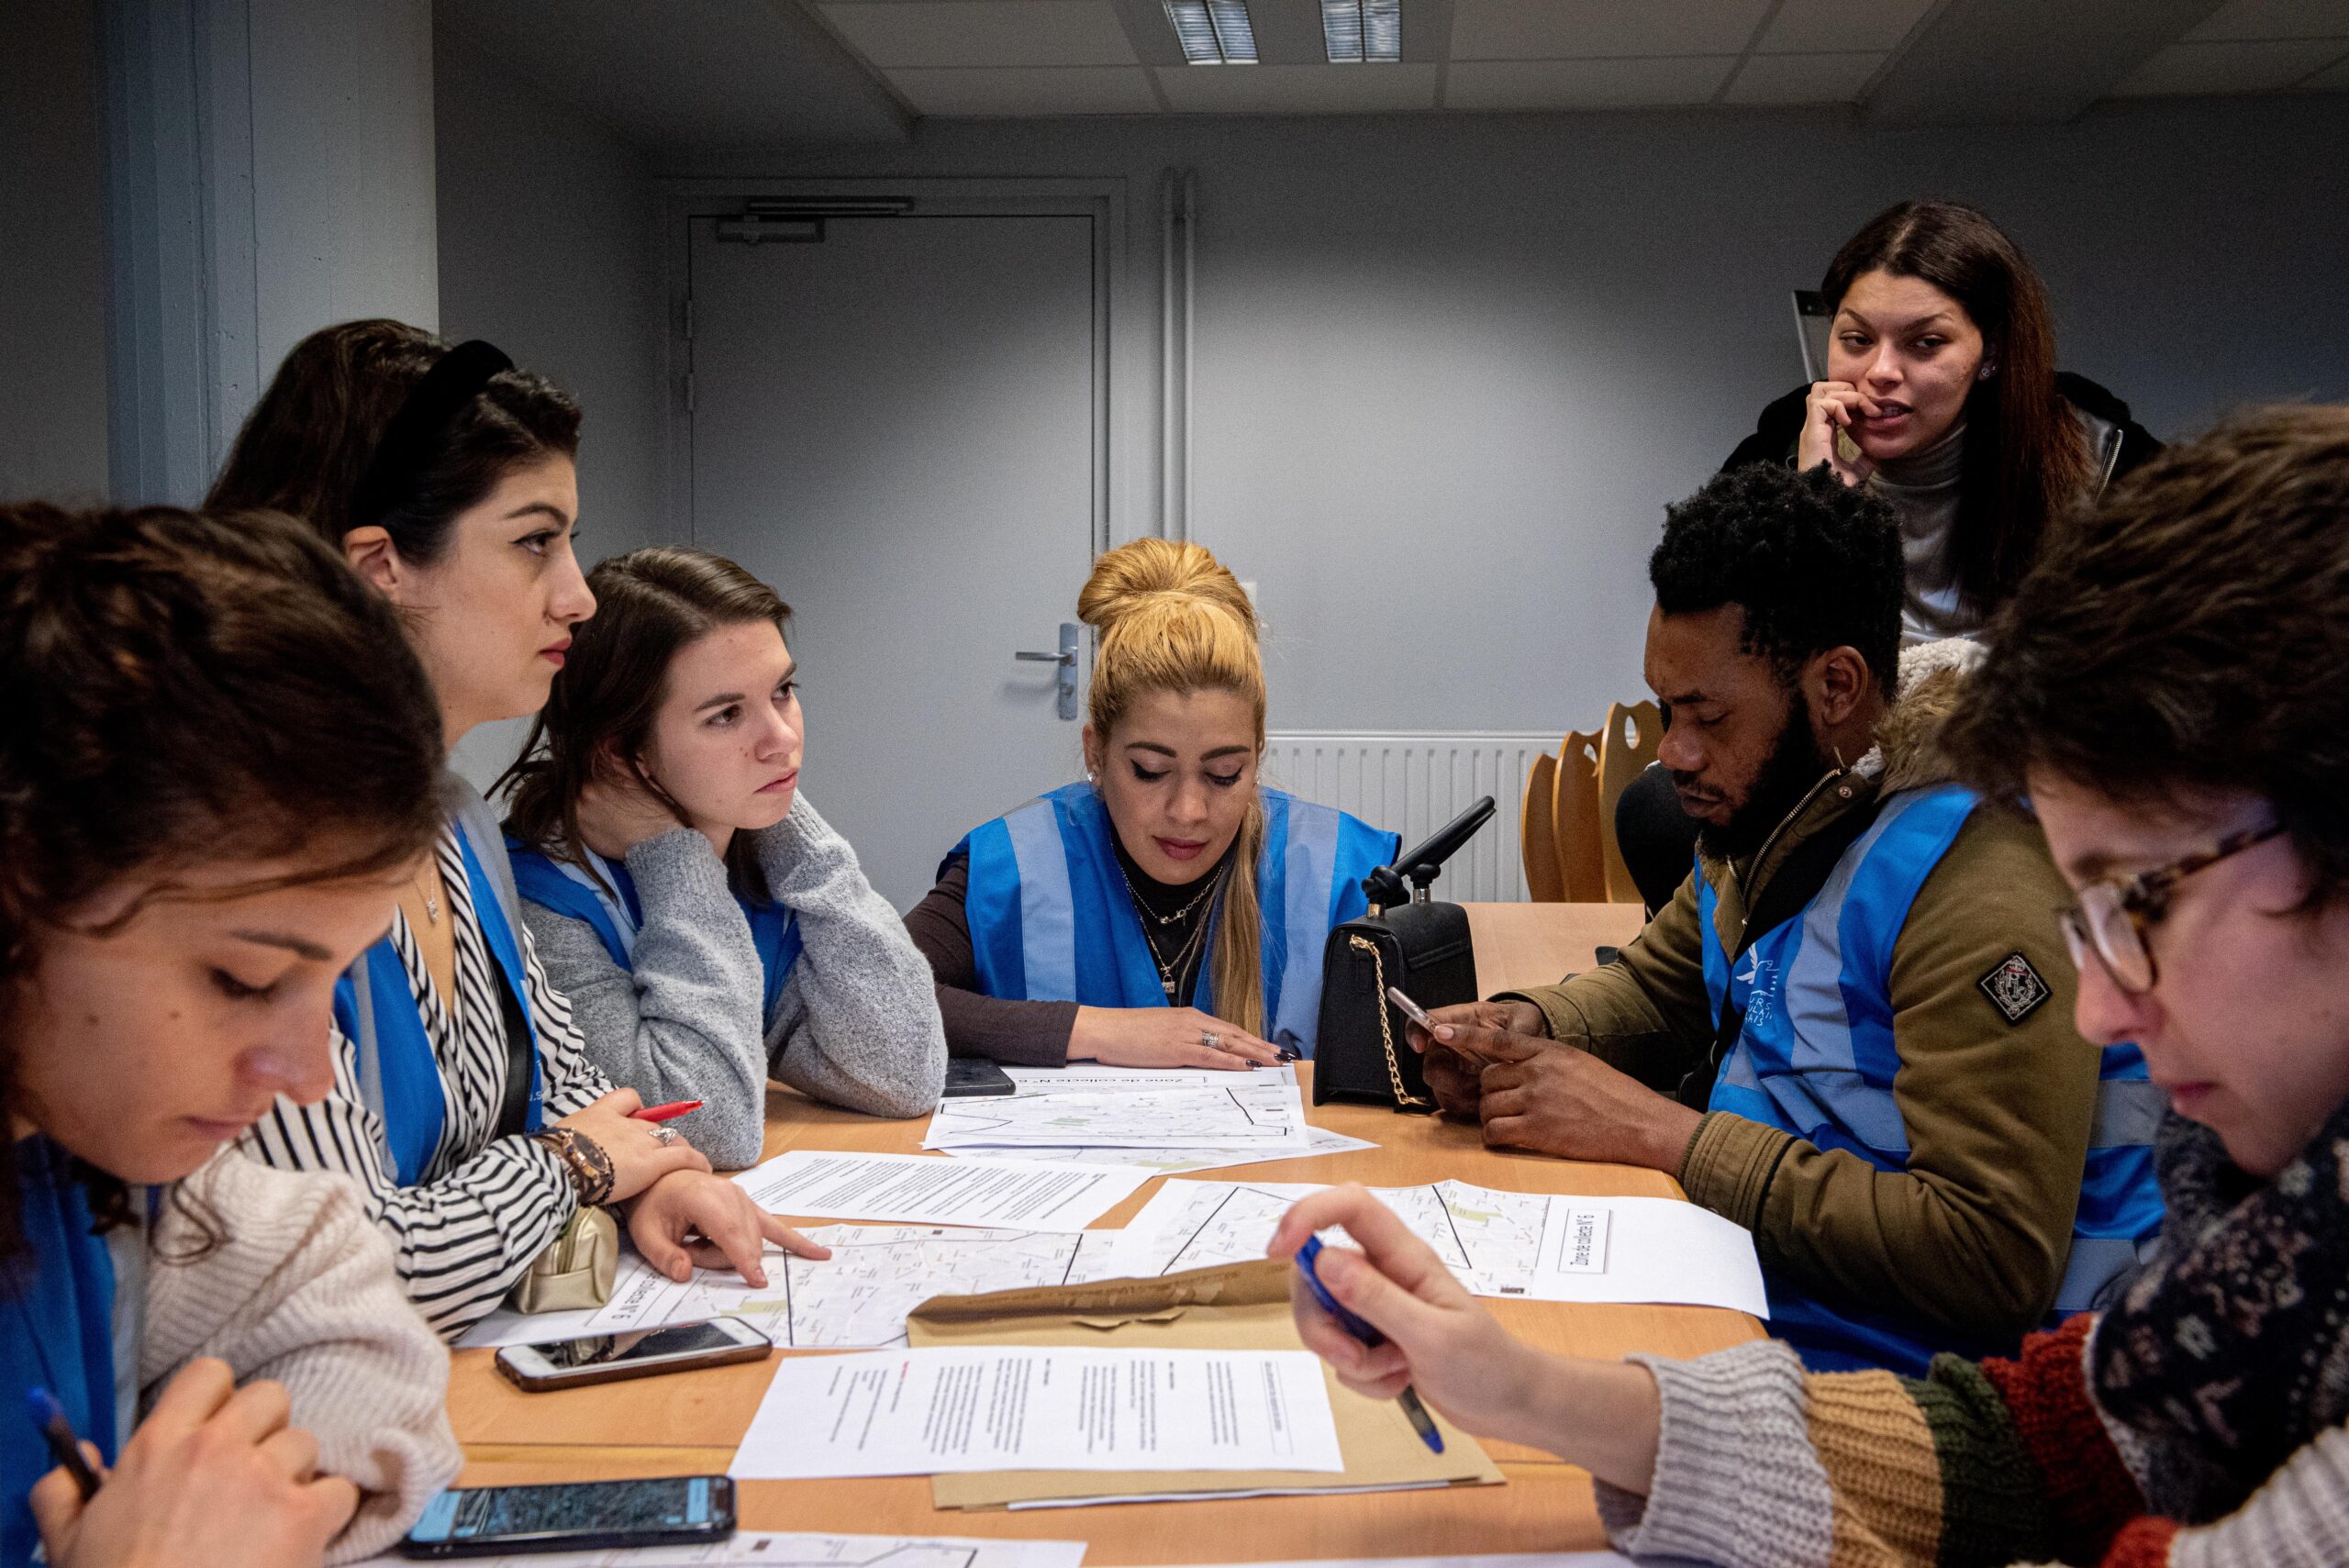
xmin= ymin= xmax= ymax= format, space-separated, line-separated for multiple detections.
xmin=1130 ymin=870 xmax=1222 ymax=999
xmin=1118 ymin=861 xmax=1222 ymax=927
xmin=410 ymin=862 xmax=443 ymax=926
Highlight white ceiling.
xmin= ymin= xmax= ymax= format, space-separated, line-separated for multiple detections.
xmin=435 ymin=0 xmax=2349 ymax=144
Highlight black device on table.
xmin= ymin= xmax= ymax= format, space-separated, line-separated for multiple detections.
xmin=943 ymin=1056 xmax=1017 ymax=1096
xmin=400 ymin=1475 xmax=734 ymax=1557
xmin=494 ymin=1318 xmax=772 ymax=1392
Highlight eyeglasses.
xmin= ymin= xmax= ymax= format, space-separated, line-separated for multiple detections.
xmin=2056 ymin=821 xmax=2286 ymax=995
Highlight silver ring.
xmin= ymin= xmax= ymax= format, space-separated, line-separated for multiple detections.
xmin=1201 ymin=1031 xmax=1223 ymax=1052
xmin=652 ymin=1124 xmax=680 ymax=1147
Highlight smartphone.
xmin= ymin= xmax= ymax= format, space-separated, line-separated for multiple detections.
xmin=401 ymin=1475 xmax=733 ymax=1557
xmin=943 ymin=1057 xmax=1017 ymax=1096
xmin=1385 ymin=985 xmax=1439 ymax=1033
xmin=494 ymin=1318 xmax=771 ymax=1392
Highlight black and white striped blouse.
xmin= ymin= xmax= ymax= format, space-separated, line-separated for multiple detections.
xmin=240 ymin=821 xmax=610 ymax=1338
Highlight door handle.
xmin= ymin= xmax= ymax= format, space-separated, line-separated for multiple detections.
xmin=1013 ymin=622 xmax=1081 ymax=720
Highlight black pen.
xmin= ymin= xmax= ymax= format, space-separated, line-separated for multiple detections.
xmin=27 ymin=1387 xmax=102 ymax=1500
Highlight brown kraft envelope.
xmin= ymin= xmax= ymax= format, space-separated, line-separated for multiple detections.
xmin=904 ymin=1258 xmax=1503 ymax=1509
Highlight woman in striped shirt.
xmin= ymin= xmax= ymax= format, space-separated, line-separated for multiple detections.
xmin=206 ymin=321 xmax=825 ymax=1339
xmin=1273 ymin=408 xmax=2349 ymax=1567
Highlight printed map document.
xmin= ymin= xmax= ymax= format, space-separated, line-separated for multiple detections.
xmin=925 ymin=1065 xmax=1311 ymax=1155
xmin=1113 ymin=1178 xmax=1768 ymax=1317
xmin=733 ymin=1150 xmax=1150 ymax=1231
xmin=941 ymin=1124 xmax=1375 ymax=1177
xmin=580 ymin=1225 xmax=1130 ymax=1348
xmin=729 ymin=1347 xmax=1344 ymax=1480
xmin=355 ymin=1529 xmax=1088 ymax=1568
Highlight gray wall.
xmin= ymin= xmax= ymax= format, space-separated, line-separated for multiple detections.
xmin=674 ymin=97 xmax=2349 ymax=738
xmin=435 ymin=23 xmax=667 ymax=788
xmin=1 ymin=0 xmax=110 ymax=504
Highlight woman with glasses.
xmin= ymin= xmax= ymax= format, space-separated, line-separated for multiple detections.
xmin=1271 ymin=406 xmax=2349 ymax=1567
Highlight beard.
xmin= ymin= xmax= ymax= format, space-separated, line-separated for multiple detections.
xmin=1688 ymin=708 xmax=1833 ymax=862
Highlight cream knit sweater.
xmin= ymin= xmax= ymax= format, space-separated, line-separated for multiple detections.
xmin=137 ymin=1150 xmax=460 ymax=1563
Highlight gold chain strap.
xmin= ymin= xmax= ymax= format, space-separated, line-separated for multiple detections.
xmin=1349 ymin=933 xmax=1431 ymax=1110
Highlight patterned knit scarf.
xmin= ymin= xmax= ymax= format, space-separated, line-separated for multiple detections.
xmin=2089 ymin=1097 xmax=2349 ymax=1521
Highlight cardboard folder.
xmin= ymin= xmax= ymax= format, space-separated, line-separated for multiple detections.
xmin=906 ymin=1258 xmax=1503 ymax=1509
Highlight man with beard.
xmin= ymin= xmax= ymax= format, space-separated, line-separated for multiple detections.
xmin=1416 ymin=462 xmax=2164 ymax=1373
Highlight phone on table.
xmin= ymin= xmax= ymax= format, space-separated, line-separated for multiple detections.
xmin=943 ymin=1057 xmax=1017 ymax=1096
xmin=400 ymin=1475 xmax=733 ymax=1557
xmin=494 ymin=1318 xmax=771 ymax=1392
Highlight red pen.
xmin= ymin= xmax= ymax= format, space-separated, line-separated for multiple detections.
xmin=630 ymin=1100 xmax=703 ymax=1124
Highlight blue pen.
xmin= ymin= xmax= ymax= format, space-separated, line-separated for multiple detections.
xmin=1295 ymin=1235 xmax=1443 ymax=1454
xmin=27 ymin=1387 xmax=102 ymax=1500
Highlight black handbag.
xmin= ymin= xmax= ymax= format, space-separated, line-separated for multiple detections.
xmin=1312 ymin=798 xmax=1495 ymax=1114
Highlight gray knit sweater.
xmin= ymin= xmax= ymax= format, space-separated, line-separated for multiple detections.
xmin=521 ymin=795 xmax=946 ymax=1168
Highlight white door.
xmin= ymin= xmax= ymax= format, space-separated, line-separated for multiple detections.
xmin=685 ymin=213 xmax=1098 ymax=908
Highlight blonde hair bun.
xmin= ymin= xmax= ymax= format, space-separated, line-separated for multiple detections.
xmin=1076 ymin=538 xmax=1257 ymax=642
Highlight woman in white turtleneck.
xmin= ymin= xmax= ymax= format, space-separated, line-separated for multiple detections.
xmin=1617 ymin=198 xmax=2163 ymax=910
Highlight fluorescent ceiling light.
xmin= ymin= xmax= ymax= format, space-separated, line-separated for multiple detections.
xmin=1163 ymin=0 xmax=1257 ymax=63
xmin=1322 ymin=0 xmax=1400 ymax=62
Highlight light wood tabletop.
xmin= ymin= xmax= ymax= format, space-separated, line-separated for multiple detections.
xmin=447 ymin=901 xmax=1721 ymax=1562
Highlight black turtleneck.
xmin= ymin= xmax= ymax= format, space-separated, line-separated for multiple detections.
xmin=1108 ymin=831 xmax=1237 ymax=1010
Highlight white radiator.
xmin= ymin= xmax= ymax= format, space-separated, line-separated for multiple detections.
xmin=1262 ymin=732 xmax=1560 ymax=903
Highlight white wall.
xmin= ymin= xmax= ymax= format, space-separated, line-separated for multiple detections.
xmin=1 ymin=0 xmax=110 ymax=504
xmin=434 ymin=22 xmax=667 ymax=789
xmin=677 ymin=97 xmax=2349 ymax=739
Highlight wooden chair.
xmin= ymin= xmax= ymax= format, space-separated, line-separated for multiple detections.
xmin=1520 ymin=753 xmax=1564 ymax=902
xmin=1552 ymin=730 xmax=1607 ymax=901
xmin=1596 ymin=700 xmax=1662 ymax=904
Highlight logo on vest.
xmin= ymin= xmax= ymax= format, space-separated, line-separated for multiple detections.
xmin=1734 ymin=951 xmax=1780 ymax=1026
xmin=1978 ymin=951 xmax=2052 ymax=1024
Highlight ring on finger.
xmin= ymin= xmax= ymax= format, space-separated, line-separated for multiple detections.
xmin=652 ymin=1124 xmax=680 ymax=1147
xmin=1201 ymin=1030 xmax=1223 ymax=1052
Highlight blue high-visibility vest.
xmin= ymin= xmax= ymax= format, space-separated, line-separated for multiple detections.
xmin=1698 ymin=782 xmax=2166 ymax=1374
xmin=332 ymin=783 xmax=545 ymax=1186
xmin=949 ymin=782 xmax=1399 ymax=1058
xmin=507 ymin=840 xmax=802 ymax=1028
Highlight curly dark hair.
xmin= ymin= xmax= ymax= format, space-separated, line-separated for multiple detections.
xmin=1649 ymin=460 xmax=1904 ymax=689
xmin=207 ymin=318 xmax=580 ymax=561
xmin=0 ymin=503 xmax=444 ymax=1259
xmin=1945 ymin=405 xmax=2349 ymax=906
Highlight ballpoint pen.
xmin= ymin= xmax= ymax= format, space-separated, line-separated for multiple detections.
xmin=1294 ymin=1235 xmax=1444 ymax=1453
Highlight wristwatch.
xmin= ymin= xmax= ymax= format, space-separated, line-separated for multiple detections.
xmin=533 ymin=1127 xmax=616 ymax=1207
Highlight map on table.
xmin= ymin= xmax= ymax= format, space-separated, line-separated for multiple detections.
xmin=923 ymin=1084 xmax=1307 ymax=1151
xmin=355 ymin=1529 xmax=1088 ymax=1568
xmin=580 ymin=1225 xmax=1130 ymax=1348
xmin=1114 ymin=1178 xmax=1555 ymax=1296
xmin=939 ymin=1123 xmax=1376 ymax=1176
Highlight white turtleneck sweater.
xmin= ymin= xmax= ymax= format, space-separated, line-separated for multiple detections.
xmin=1865 ymin=422 xmax=1978 ymax=646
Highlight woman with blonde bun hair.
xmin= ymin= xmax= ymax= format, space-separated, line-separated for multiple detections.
xmin=906 ymin=539 xmax=1397 ymax=1067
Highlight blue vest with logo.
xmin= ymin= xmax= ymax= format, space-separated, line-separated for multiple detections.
xmin=506 ymin=841 xmax=803 ymax=1029
xmin=333 ymin=789 xmax=546 ymax=1187
xmin=1698 ymin=783 xmax=2167 ymax=1374
xmin=950 ymin=783 xmax=1399 ymax=1058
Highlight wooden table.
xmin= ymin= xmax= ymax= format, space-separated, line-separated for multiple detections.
xmin=450 ymin=902 xmax=1728 ymax=1562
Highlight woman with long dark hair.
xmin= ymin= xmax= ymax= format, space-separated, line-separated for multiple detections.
xmin=208 ymin=321 xmax=820 ymax=1340
xmin=1 ymin=502 xmax=458 ymax=1566
xmin=502 ymin=546 xmax=945 ymax=1170
xmin=1620 ymin=199 xmax=2165 ymax=912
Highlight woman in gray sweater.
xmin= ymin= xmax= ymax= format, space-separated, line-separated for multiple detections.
xmin=503 ymin=547 xmax=945 ymax=1169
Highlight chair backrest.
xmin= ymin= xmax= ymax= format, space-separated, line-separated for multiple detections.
xmin=1596 ymin=701 xmax=1663 ymax=904
xmin=1553 ymin=730 xmax=1607 ymax=901
xmin=1520 ymin=752 xmax=1564 ymax=902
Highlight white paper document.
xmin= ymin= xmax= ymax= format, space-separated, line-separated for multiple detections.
xmin=1114 ymin=1178 xmax=1768 ymax=1317
xmin=941 ymin=1124 xmax=1376 ymax=1177
xmin=925 ymin=1067 xmax=1309 ymax=1154
xmin=1146 ymin=1554 xmax=1631 ymax=1568
xmin=729 ymin=1347 xmax=1344 ymax=1480
xmin=355 ymin=1529 xmax=1088 ymax=1568
xmin=731 ymin=1150 xmax=1150 ymax=1232
xmin=579 ymin=1226 xmax=1129 ymax=1348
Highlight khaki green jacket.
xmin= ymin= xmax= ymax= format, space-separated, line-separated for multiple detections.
xmin=1506 ymin=656 xmax=2097 ymax=1344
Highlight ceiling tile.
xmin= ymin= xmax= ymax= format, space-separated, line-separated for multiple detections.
xmin=2110 ymin=36 xmax=2348 ymax=93
xmin=1450 ymin=0 xmax=1770 ymax=61
xmin=1724 ymin=50 xmax=1885 ymax=103
xmin=884 ymin=65 xmax=1161 ymax=113
xmin=1755 ymin=0 xmax=1935 ymax=54
xmin=2186 ymin=0 xmax=2349 ymax=41
xmin=818 ymin=1 xmax=1140 ymax=69
xmin=1155 ymin=62 xmax=1442 ymax=112
xmin=1443 ymin=55 xmax=1736 ymax=108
